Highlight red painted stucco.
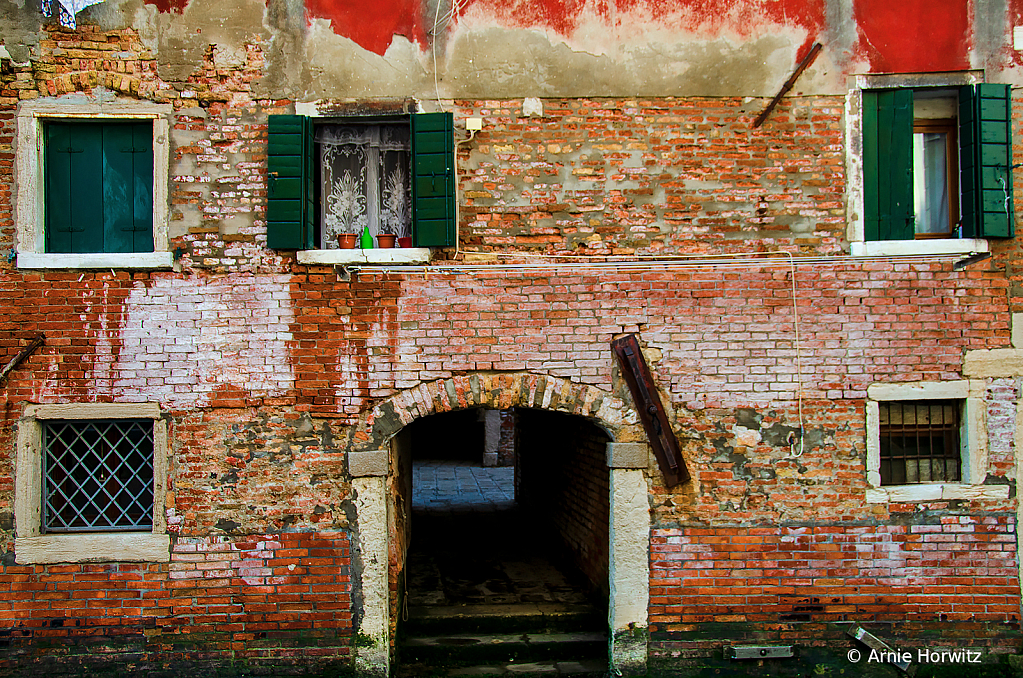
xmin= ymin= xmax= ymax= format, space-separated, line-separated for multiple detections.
xmin=854 ymin=0 xmax=971 ymax=72
xmin=146 ymin=0 xmax=186 ymax=12
xmin=305 ymin=0 xmax=424 ymax=55
xmin=301 ymin=0 xmax=826 ymax=58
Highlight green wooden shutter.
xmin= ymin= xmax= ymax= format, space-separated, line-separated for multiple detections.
xmin=267 ymin=115 xmax=314 ymax=249
xmin=960 ymin=83 xmax=1014 ymax=238
xmin=862 ymin=89 xmax=914 ymax=241
xmin=45 ymin=122 xmax=104 ymax=253
xmin=45 ymin=121 xmax=154 ymax=254
xmin=412 ymin=112 xmax=456 ymax=247
xmin=103 ymin=121 xmax=154 ymax=253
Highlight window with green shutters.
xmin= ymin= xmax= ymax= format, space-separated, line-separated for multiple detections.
xmin=44 ymin=120 xmax=154 ymax=254
xmin=862 ymin=84 xmax=1014 ymax=241
xmin=266 ymin=112 xmax=456 ymax=250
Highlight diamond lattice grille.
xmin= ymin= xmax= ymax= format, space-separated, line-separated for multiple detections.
xmin=43 ymin=420 xmax=154 ymax=532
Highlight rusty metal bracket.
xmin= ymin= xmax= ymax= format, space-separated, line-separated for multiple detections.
xmin=611 ymin=334 xmax=689 ymax=487
xmin=752 ymin=42 xmax=823 ymax=128
xmin=0 ymin=333 xmax=45 ymax=386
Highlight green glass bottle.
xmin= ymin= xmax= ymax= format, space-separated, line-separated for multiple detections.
xmin=360 ymin=227 xmax=374 ymax=249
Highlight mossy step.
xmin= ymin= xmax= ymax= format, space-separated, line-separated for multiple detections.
xmin=396 ymin=657 xmax=607 ymax=677
xmin=400 ymin=631 xmax=606 ymax=664
xmin=404 ymin=603 xmax=604 ymax=635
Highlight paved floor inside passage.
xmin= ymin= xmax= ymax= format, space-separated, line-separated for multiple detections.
xmin=400 ymin=461 xmax=607 ymax=676
xmin=412 ymin=459 xmax=516 ymax=514
xmin=407 ymin=460 xmax=593 ymax=609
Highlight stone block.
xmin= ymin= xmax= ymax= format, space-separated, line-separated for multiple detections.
xmin=349 ymin=449 xmax=388 ymax=477
xmin=606 ymin=442 xmax=649 ymax=469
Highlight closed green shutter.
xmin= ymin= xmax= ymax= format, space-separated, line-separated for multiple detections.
xmin=862 ymin=89 xmax=914 ymax=241
xmin=960 ymin=83 xmax=1014 ymax=238
xmin=44 ymin=121 xmax=153 ymax=254
xmin=412 ymin=112 xmax=456 ymax=247
xmin=267 ymin=115 xmax=315 ymax=249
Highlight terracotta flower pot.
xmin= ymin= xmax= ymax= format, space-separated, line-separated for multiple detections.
xmin=337 ymin=234 xmax=358 ymax=249
xmin=377 ymin=234 xmax=397 ymax=249
xmin=398 ymin=237 xmax=413 ymax=248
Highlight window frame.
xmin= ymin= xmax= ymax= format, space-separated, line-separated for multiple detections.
xmin=846 ymin=71 xmax=990 ymax=257
xmin=15 ymin=403 xmax=170 ymax=563
xmin=15 ymin=100 xmax=173 ymax=270
xmin=864 ymin=380 xmax=1007 ymax=503
xmin=270 ymin=101 xmax=453 ymax=265
xmin=912 ymin=117 xmax=959 ymax=239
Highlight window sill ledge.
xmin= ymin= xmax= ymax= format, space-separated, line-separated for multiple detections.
xmin=850 ymin=239 xmax=989 ymax=257
xmin=296 ymin=248 xmax=432 ymax=265
xmin=17 ymin=252 xmax=174 ymax=270
xmin=15 ymin=532 xmax=170 ymax=564
xmin=866 ymin=484 xmax=1008 ymax=503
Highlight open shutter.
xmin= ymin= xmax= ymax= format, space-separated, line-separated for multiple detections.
xmin=412 ymin=112 xmax=456 ymax=247
xmin=267 ymin=115 xmax=314 ymax=249
xmin=960 ymin=83 xmax=1014 ymax=238
xmin=862 ymin=89 xmax=914 ymax=241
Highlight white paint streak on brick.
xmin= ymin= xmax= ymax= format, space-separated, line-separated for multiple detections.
xmin=113 ymin=274 xmax=296 ymax=406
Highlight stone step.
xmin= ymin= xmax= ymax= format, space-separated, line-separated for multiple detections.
xmin=397 ymin=658 xmax=607 ymax=677
xmin=404 ymin=602 xmax=605 ymax=635
xmin=401 ymin=631 xmax=607 ymax=665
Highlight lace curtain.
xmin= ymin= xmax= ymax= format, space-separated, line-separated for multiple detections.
xmin=316 ymin=124 xmax=411 ymax=247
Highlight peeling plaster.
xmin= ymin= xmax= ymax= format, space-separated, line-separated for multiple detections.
xmin=301 ymin=19 xmax=428 ymax=100
xmin=112 ymin=275 xmax=296 ymax=407
xmin=154 ymin=0 xmax=271 ymax=83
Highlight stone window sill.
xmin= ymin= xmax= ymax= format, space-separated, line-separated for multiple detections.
xmin=17 ymin=252 xmax=174 ymax=269
xmin=15 ymin=533 xmax=170 ymax=564
xmin=866 ymin=484 xmax=1009 ymax=503
xmin=296 ymin=248 xmax=432 ymax=265
xmin=851 ymin=239 xmax=988 ymax=257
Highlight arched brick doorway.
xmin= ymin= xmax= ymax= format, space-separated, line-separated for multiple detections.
xmin=345 ymin=372 xmax=651 ymax=677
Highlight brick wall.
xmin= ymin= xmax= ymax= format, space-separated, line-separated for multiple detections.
xmin=0 ymin=15 xmax=1020 ymax=675
xmin=517 ymin=409 xmax=610 ymax=597
xmin=454 ymin=96 xmax=845 ymax=257
xmin=0 ymin=532 xmax=353 ymax=674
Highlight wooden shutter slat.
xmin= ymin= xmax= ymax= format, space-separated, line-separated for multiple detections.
xmin=131 ymin=121 xmax=155 ymax=253
xmin=103 ymin=123 xmax=136 ymax=254
xmin=412 ymin=112 xmax=456 ymax=247
xmin=44 ymin=123 xmax=76 ymax=253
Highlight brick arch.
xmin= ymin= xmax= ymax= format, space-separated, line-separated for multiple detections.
xmin=358 ymin=371 xmax=644 ymax=450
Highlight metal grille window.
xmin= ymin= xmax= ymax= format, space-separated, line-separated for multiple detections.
xmin=43 ymin=420 xmax=154 ymax=532
xmin=878 ymin=400 xmax=961 ymax=485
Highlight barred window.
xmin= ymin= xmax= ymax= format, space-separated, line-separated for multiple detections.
xmin=878 ymin=400 xmax=961 ymax=486
xmin=43 ymin=420 xmax=154 ymax=532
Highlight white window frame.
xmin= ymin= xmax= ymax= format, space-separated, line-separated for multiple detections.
xmin=15 ymin=403 xmax=170 ymax=563
xmin=845 ymin=71 xmax=989 ymax=257
xmin=15 ymin=99 xmax=174 ymax=270
xmin=864 ymin=380 xmax=1007 ymax=502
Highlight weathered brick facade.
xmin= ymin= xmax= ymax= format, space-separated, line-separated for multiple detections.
xmin=1 ymin=2 xmax=1023 ymax=676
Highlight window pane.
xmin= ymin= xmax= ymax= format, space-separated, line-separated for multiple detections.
xmin=913 ymin=131 xmax=951 ymax=235
xmin=878 ymin=400 xmax=961 ymax=486
xmin=43 ymin=420 xmax=154 ymax=532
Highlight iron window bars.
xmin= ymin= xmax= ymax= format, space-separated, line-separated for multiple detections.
xmin=42 ymin=420 xmax=154 ymax=532
xmin=878 ymin=400 xmax=961 ymax=485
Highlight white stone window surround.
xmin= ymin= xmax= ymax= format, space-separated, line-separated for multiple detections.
xmin=15 ymin=403 xmax=170 ymax=563
xmin=845 ymin=70 xmax=989 ymax=257
xmin=292 ymin=101 xmax=432 ymax=266
xmin=865 ymin=380 xmax=1008 ymax=503
xmin=15 ymin=99 xmax=174 ymax=270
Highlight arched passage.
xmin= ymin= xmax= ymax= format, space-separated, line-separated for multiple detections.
xmin=347 ymin=373 xmax=652 ymax=677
